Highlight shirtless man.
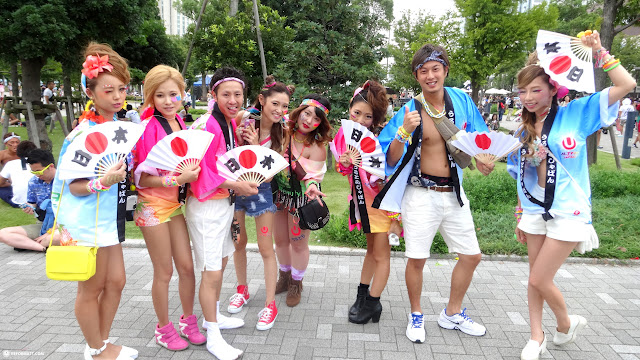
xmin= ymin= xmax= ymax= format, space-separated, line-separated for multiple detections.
xmin=375 ymin=43 xmax=494 ymax=343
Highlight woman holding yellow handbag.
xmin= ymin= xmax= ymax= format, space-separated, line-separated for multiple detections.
xmin=51 ymin=43 xmax=139 ymax=360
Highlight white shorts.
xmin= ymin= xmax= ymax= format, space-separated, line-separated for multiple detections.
xmin=401 ymin=185 xmax=481 ymax=259
xmin=185 ymin=197 xmax=235 ymax=271
xmin=518 ymin=214 xmax=599 ymax=254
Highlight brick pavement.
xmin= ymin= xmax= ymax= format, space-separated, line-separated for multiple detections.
xmin=1 ymin=244 xmax=640 ymax=359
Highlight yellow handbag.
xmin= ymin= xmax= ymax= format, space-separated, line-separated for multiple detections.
xmin=46 ymin=180 xmax=99 ymax=281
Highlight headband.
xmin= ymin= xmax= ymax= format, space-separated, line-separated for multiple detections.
xmin=414 ymin=50 xmax=448 ymax=72
xmin=3 ymin=133 xmax=20 ymax=144
xmin=300 ymin=98 xmax=329 ymax=116
xmin=82 ymin=54 xmax=114 ymax=79
xmin=351 ymin=80 xmax=371 ymax=103
xmin=212 ymin=77 xmax=245 ymax=91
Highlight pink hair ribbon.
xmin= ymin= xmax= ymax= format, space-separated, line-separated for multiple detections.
xmin=548 ymin=79 xmax=569 ymax=99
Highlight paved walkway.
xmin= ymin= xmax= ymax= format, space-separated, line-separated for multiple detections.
xmin=2 ymin=244 xmax=640 ymax=360
xmin=501 ymin=118 xmax=640 ymax=159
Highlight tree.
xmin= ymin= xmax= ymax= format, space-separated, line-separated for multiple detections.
xmin=388 ymin=10 xmax=462 ymax=94
xmin=454 ymin=0 xmax=558 ymax=104
xmin=262 ymin=0 xmax=393 ymax=119
xmin=181 ymin=0 xmax=294 ymax=101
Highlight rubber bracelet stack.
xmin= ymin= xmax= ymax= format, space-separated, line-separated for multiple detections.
xmin=87 ymin=178 xmax=109 ymax=194
xmin=514 ymin=206 xmax=523 ymax=223
xmin=395 ymin=126 xmax=412 ymax=144
xmin=161 ymin=176 xmax=180 ymax=187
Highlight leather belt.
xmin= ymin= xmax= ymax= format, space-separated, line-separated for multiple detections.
xmin=427 ymin=186 xmax=454 ymax=192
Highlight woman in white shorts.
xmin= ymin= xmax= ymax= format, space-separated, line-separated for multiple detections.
xmin=508 ymin=31 xmax=636 ymax=360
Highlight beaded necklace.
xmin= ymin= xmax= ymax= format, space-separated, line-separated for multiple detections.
xmin=417 ymin=93 xmax=446 ymax=119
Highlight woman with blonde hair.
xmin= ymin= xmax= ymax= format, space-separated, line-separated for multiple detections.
xmin=133 ymin=65 xmax=204 ymax=351
xmin=508 ymin=31 xmax=636 ymax=360
xmin=51 ymin=42 xmax=139 ymax=359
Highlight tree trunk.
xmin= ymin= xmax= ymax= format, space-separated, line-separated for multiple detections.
xmin=10 ymin=63 xmax=19 ymax=97
xmin=588 ymin=0 xmax=618 ymax=165
xmin=229 ymin=0 xmax=238 ymax=16
xmin=21 ymin=57 xmax=52 ymax=150
xmin=62 ymin=64 xmax=74 ymax=129
xmin=201 ymin=70 xmax=208 ymax=102
xmin=471 ymin=79 xmax=480 ymax=105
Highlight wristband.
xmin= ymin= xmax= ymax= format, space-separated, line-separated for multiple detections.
xmin=161 ymin=175 xmax=180 ymax=187
xmin=386 ymin=211 xmax=402 ymax=222
xmin=306 ymin=180 xmax=319 ymax=189
xmin=395 ymin=126 xmax=412 ymax=144
xmin=87 ymin=178 xmax=109 ymax=194
xmin=514 ymin=206 xmax=523 ymax=223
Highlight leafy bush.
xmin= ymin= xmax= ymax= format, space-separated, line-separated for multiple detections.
xmin=464 ymin=170 xmax=517 ymax=211
xmin=189 ymin=108 xmax=208 ymax=116
xmin=590 ymin=168 xmax=640 ymax=198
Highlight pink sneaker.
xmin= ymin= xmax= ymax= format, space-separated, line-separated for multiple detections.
xmin=228 ymin=285 xmax=250 ymax=314
xmin=155 ymin=322 xmax=189 ymax=351
xmin=179 ymin=314 xmax=206 ymax=345
xmin=256 ymin=300 xmax=278 ymax=331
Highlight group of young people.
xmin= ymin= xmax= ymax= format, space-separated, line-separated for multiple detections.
xmin=47 ymin=28 xmax=635 ymax=360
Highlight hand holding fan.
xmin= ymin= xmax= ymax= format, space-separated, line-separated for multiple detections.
xmin=330 ymin=119 xmax=386 ymax=178
xmin=140 ymin=130 xmax=214 ymax=173
xmin=216 ymin=145 xmax=287 ymax=185
xmin=58 ymin=122 xmax=145 ymax=180
xmin=536 ymin=29 xmax=595 ymax=93
xmin=451 ymin=131 xmax=522 ymax=164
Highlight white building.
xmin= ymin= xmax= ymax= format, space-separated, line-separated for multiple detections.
xmin=518 ymin=0 xmax=545 ymax=12
xmin=158 ymin=0 xmax=192 ymax=36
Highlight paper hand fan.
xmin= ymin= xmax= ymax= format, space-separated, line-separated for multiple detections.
xmin=58 ymin=122 xmax=145 ymax=180
xmin=451 ymin=131 xmax=522 ymax=164
xmin=536 ymin=30 xmax=595 ymax=93
xmin=331 ymin=119 xmax=386 ymax=178
xmin=216 ymin=145 xmax=287 ymax=185
xmin=140 ymin=130 xmax=214 ymax=173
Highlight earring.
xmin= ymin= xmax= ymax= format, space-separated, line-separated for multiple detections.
xmin=315 ymin=133 xmax=321 ymax=141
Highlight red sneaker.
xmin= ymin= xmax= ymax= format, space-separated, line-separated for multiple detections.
xmin=227 ymin=285 xmax=250 ymax=314
xmin=256 ymin=300 xmax=278 ymax=330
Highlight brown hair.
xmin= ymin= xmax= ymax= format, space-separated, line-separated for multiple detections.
xmin=142 ymin=65 xmax=186 ymax=111
xmin=83 ymin=42 xmax=130 ymax=92
xmin=253 ymin=75 xmax=295 ymax=153
xmin=349 ymin=80 xmax=388 ymax=132
xmin=411 ymin=43 xmax=450 ymax=76
xmin=514 ymin=51 xmax=557 ymax=152
xmin=287 ymin=94 xmax=333 ymax=147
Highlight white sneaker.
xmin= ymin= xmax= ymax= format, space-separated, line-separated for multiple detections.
xmin=406 ymin=312 xmax=426 ymax=343
xmin=553 ymin=315 xmax=587 ymax=346
xmin=521 ymin=336 xmax=547 ymax=360
xmin=437 ymin=308 xmax=486 ymax=336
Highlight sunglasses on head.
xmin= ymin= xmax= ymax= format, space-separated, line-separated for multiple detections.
xmin=30 ymin=163 xmax=52 ymax=176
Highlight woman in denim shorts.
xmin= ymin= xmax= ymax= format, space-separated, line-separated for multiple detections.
xmin=228 ymin=76 xmax=294 ymax=331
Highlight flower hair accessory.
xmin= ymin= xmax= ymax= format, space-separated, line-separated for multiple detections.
xmin=414 ymin=51 xmax=448 ymax=72
xmin=300 ymin=98 xmax=329 ymax=116
xmin=81 ymin=54 xmax=114 ymax=79
xmin=212 ymin=77 xmax=246 ymax=91
xmin=548 ymin=79 xmax=569 ymax=99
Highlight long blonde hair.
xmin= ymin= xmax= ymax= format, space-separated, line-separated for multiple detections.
xmin=142 ymin=65 xmax=186 ymax=111
xmin=515 ymin=52 xmax=558 ymax=151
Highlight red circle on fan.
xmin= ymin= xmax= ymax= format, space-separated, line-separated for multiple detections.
xmin=360 ymin=137 xmax=376 ymax=153
xmin=171 ymin=137 xmax=189 ymax=157
xmin=550 ymin=56 xmax=571 ymax=74
xmin=238 ymin=150 xmax=257 ymax=168
xmin=475 ymin=134 xmax=491 ymax=150
xmin=85 ymin=132 xmax=108 ymax=154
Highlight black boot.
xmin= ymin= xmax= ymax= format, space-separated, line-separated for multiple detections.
xmin=349 ymin=295 xmax=382 ymax=324
xmin=349 ymin=284 xmax=369 ymax=316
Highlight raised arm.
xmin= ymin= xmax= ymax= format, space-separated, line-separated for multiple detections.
xmin=584 ymin=31 xmax=637 ymax=106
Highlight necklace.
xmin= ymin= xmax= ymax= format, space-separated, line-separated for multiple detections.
xmin=418 ymin=93 xmax=446 ymax=119
xmin=536 ymin=108 xmax=550 ymax=123
xmin=293 ymin=131 xmax=306 ymax=144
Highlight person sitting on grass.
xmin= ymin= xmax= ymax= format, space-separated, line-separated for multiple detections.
xmin=0 ymin=140 xmax=37 ymax=208
xmin=0 ymin=148 xmax=60 ymax=251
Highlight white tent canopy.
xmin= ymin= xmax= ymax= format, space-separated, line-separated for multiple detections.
xmin=485 ymin=88 xmax=511 ymax=95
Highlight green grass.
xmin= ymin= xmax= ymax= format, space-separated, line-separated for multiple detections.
xmin=2 ymin=125 xmax=639 ymax=259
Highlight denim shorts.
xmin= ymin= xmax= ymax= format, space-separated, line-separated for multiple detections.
xmin=235 ymin=181 xmax=276 ymax=217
